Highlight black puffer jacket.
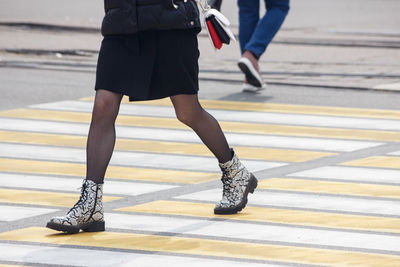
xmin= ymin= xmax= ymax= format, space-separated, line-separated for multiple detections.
xmin=101 ymin=0 xmax=201 ymax=36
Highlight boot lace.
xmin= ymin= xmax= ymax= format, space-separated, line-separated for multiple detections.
xmin=67 ymin=183 xmax=89 ymax=214
xmin=220 ymin=170 xmax=233 ymax=199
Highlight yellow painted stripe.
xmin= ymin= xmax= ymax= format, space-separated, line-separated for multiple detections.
xmin=117 ymin=200 xmax=400 ymax=234
xmin=258 ymin=178 xmax=400 ymax=199
xmin=80 ymin=97 xmax=400 ymax=120
xmin=0 ymin=158 xmax=217 ymax=184
xmin=1 ymin=108 xmax=400 ymax=142
xmin=0 ymin=189 xmax=119 ymax=207
xmin=342 ymin=156 xmax=400 ymax=169
xmin=0 ymin=130 xmax=333 ymax=162
xmin=1 ymin=227 xmax=399 ymax=266
xmin=0 ymin=108 xmax=93 ymax=123
xmin=81 ymin=96 xmax=400 ymax=120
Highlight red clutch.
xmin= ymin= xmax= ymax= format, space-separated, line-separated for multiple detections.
xmin=206 ymin=19 xmax=222 ymax=49
xmin=197 ymin=0 xmax=236 ymax=50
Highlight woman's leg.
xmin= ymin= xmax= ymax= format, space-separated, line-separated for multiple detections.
xmin=170 ymin=94 xmax=231 ymax=163
xmin=46 ymin=89 xmax=122 ymax=234
xmin=170 ymin=94 xmax=258 ymax=214
xmin=86 ymin=89 xmax=123 ymax=184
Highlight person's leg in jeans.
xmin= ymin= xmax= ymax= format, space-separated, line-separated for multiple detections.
xmin=245 ymin=0 xmax=290 ymax=58
xmin=238 ymin=0 xmax=260 ymax=56
xmin=237 ymin=0 xmax=263 ymax=89
xmin=238 ymin=0 xmax=289 ymax=90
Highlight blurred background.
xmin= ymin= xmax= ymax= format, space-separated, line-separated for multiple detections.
xmin=0 ymin=0 xmax=400 ymax=109
xmin=1 ymin=0 xmax=399 ymax=32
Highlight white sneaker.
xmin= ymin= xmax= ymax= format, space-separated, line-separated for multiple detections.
xmin=238 ymin=57 xmax=263 ymax=88
xmin=242 ymin=82 xmax=266 ymax=93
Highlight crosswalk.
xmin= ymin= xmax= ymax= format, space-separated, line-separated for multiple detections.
xmin=0 ymin=96 xmax=399 ymax=266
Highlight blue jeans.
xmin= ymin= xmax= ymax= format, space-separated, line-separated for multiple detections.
xmin=238 ymin=0 xmax=289 ymax=58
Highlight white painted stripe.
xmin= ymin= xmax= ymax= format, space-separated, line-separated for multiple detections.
xmin=388 ymin=151 xmax=400 ymax=156
xmin=0 ymin=117 xmax=90 ymax=135
xmin=0 ymin=118 xmax=381 ymax=152
xmin=175 ymin=189 xmax=400 ymax=216
xmin=0 ymin=243 xmax=272 ymax=267
xmin=0 ymin=173 xmax=176 ymax=196
xmin=0 ymin=143 xmax=278 ymax=172
xmin=107 ymin=213 xmax=400 ymax=253
xmin=34 ymin=100 xmax=400 ymax=131
xmin=373 ymin=83 xmax=400 ymax=91
xmin=0 ymin=205 xmax=57 ymax=222
xmin=290 ymin=166 xmax=400 ymax=185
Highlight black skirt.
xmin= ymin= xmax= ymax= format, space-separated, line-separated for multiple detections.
xmin=95 ymin=29 xmax=200 ymax=101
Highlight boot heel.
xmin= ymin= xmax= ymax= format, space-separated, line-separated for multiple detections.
xmin=249 ymin=175 xmax=258 ymax=194
xmin=82 ymin=221 xmax=105 ymax=232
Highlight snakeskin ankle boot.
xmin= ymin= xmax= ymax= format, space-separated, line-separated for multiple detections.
xmin=214 ymin=150 xmax=258 ymax=214
xmin=46 ymin=179 xmax=104 ymax=234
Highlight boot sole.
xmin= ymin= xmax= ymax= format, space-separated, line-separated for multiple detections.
xmin=214 ymin=174 xmax=258 ymax=215
xmin=46 ymin=220 xmax=105 ymax=234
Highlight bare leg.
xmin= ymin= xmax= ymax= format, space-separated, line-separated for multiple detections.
xmin=170 ymin=94 xmax=231 ymax=163
xmin=86 ymin=89 xmax=123 ymax=184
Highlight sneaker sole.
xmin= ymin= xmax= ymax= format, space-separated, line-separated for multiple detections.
xmin=238 ymin=59 xmax=263 ymax=88
xmin=46 ymin=220 xmax=105 ymax=234
xmin=242 ymin=83 xmax=266 ymax=93
xmin=214 ymin=174 xmax=258 ymax=215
